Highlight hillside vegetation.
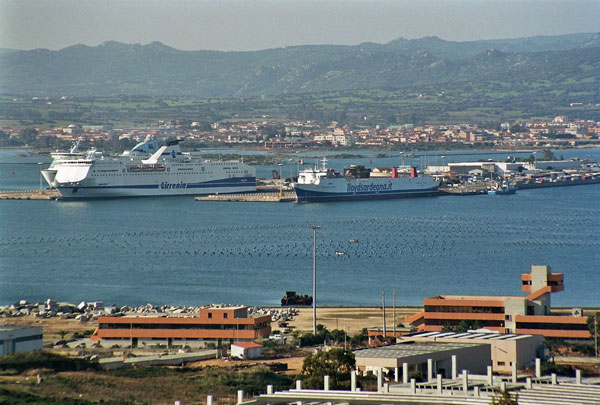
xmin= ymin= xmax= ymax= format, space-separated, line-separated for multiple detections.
xmin=1 ymin=33 xmax=598 ymax=98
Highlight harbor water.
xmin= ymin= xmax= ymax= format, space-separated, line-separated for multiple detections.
xmin=1 ymin=148 xmax=599 ymax=307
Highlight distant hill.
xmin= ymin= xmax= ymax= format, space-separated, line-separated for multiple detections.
xmin=0 ymin=33 xmax=598 ymax=97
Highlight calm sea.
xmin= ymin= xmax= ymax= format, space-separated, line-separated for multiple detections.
xmin=1 ymin=148 xmax=599 ymax=308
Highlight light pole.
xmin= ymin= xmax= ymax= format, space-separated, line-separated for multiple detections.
xmin=38 ymin=162 xmax=43 ymax=192
xmin=309 ymin=225 xmax=322 ymax=334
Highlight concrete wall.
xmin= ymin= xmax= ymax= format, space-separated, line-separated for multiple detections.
xmin=504 ymin=298 xmax=526 ymax=332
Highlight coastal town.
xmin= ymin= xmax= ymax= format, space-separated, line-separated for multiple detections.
xmin=1 ymin=115 xmax=600 ymax=150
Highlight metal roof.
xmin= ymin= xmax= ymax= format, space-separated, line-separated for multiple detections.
xmin=354 ymin=342 xmax=483 ymax=359
xmin=408 ymin=331 xmax=535 ymax=341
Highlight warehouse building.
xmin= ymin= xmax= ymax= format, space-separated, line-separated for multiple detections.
xmin=91 ymin=305 xmax=271 ymax=348
xmin=406 ymin=265 xmax=589 ymax=339
xmin=354 ymin=341 xmax=490 ymax=379
xmin=398 ymin=330 xmax=544 ymax=373
xmin=0 ymin=325 xmax=43 ymax=355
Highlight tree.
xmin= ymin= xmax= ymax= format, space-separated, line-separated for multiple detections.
xmin=540 ymin=149 xmax=557 ymax=161
xmin=302 ymin=348 xmax=355 ymax=389
xmin=441 ymin=320 xmax=483 ymax=333
xmin=18 ymin=128 xmax=38 ymax=145
xmin=490 ymin=388 xmax=518 ymax=405
xmin=587 ymin=312 xmax=599 ymax=356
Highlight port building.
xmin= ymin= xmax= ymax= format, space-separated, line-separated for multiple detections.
xmin=91 ymin=305 xmax=271 ymax=348
xmin=0 ymin=325 xmax=43 ymax=354
xmin=405 ymin=265 xmax=590 ymax=339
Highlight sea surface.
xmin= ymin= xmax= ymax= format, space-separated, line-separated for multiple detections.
xmin=1 ymin=148 xmax=599 ymax=308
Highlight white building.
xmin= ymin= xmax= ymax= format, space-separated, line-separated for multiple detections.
xmin=0 ymin=325 xmax=43 ymax=355
xmin=231 ymin=342 xmax=263 ymax=359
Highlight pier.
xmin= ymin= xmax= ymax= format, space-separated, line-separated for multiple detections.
xmin=195 ymin=191 xmax=296 ymax=202
xmin=0 ymin=189 xmax=60 ymax=200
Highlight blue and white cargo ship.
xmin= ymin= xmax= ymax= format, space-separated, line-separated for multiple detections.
xmin=293 ymin=160 xmax=439 ymax=203
xmin=41 ymin=139 xmax=256 ymax=199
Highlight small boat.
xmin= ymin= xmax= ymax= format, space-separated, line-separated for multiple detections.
xmin=349 ymin=239 xmax=359 ymax=243
xmin=488 ymin=180 xmax=516 ymax=195
xmin=336 ymin=251 xmax=345 ymax=256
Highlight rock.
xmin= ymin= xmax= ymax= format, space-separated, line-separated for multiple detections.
xmin=91 ymin=301 xmax=104 ymax=309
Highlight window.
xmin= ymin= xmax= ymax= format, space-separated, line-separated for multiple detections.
xmin=497 ymin=361 xmax=505 ymax=366
xmin=223 ymin=313 xmax=228 ymax=319
xmin=208 ymin=313 xmax=212 ymax=319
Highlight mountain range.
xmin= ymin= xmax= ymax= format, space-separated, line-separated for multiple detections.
xmin=1 ymin=33 xmax=599 ymax=97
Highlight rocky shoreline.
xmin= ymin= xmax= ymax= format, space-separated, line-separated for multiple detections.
xmin=0 ymin=299 xmax=298 ymax=323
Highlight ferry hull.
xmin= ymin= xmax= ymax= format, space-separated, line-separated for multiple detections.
xmin=293 ymin=175 xmax=440 ymax=203
xmin=55 ymin=177 xmax=256 ymax=200
xmin=294 ymin=186 xmax=439 ymax=203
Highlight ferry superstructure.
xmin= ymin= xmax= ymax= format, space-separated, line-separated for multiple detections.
xmin=293 ymin=159 xmax=439 ymax=203
xmin=41 ymin=139 xmax=256 ymax=199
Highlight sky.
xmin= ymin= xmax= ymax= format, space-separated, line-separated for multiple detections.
xmin=1 ymin=0 xmax=599 ymax=51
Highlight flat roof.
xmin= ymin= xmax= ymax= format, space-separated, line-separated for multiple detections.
xmin=407 ymin=331 xmax=535 ymax=341
xmin=431 ymin=294 xmax=522 ymax=301
xmin=0 ymin=325 xmax=40 ymax=332
xmin=354 ymin=342 xmax=483 ymax=359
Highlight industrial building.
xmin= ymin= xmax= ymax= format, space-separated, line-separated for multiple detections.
xmin=398 ymin=331 xmax=544 ymax=373
xmin=0 ymin=325 xmax=43 ymax=355
xmin=406 ymin=265 xmax=590 ymax=339
xmin=91 ymin=305 xmax=271 ymax=348
xmin=354 ymin=341 xmax=491 ymax=379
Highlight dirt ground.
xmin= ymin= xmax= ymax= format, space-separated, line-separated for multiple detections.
xmin=280 ymin=306 xmax=421 ymax=334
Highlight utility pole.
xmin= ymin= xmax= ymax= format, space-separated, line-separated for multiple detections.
xmin=309 ymin=225 xmax=321 ymax=334
xmin=382 ymin=291 xmax=386 ymax=339
xmin=595 ymin=314 xmax=598 ymax=358
xmin=393 ymin=289 xmax=396 ymax=340
xmin=38 ymin=162 xmax=43 ymax=191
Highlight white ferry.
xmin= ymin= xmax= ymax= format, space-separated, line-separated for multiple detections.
xmin=42 ymin=139 xmax=256 ymax=199
xmin=293 ymin=159 xmax=439 ymax=203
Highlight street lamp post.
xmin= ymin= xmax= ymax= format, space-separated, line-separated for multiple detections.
xmin=309 ymin=225 xmax=322 ymax=334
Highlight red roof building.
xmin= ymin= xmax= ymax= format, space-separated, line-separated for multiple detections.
xmin=406 ymin=265 xmax=589 ymax=339
xmin=91 ymin=306 xmax=271 ymax=349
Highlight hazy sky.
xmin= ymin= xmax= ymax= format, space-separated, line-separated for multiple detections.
xmin=1 ymin=0 xmax=599 ymax=51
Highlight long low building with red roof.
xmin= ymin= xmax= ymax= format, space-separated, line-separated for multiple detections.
xmin=91 ymin=305 xmax=271 ymax=349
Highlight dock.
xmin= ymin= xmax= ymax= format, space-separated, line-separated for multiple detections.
xmin=440 ymin=183 xmax=489 ymax=195
xmin=0 ymin=189 xmax=61 ymax=200
xmin=195 ymin=191 xmax=297 ymax=202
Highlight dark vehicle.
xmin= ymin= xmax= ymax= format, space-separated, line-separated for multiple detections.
xmin=281 ymin=291 xmax=313 ymax=306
